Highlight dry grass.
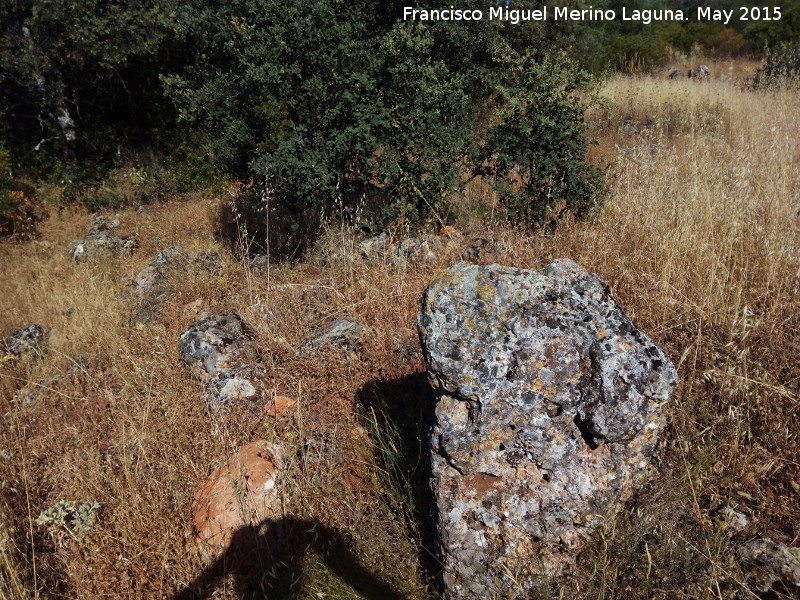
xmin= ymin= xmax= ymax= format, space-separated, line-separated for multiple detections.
xmin=1 ymin=71 xmax=798 ymax=599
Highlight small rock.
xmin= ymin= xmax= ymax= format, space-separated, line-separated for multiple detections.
xmin=180 ymin=313 xmax=255 ymax=380
xmin=358 ymin=232 xmax=389 ymax=259
xmin=738 ymin=537 xmax=800 ymax=596
xmin=622 ymin=121 xmax=639 ymax=136
xmin=359 ymin=232 xmax=443 ymax=265
xmin=391 ymin=235 xmax=439 ymax=264
xmin=150 ymin=245 xmax=189 ymax=268
xmin=192 ymin=250 xmax=223 ymax=271
xmin=689 ymin=65 xmax=710 ymax=79
xmin=302 ymin=318 xmax=367 ymax=356
xmin=4 ymin=324 xmax=45 ymax=358
xmin=207 ymin=370 xmax=261 ymax=405
xmin=270 ymin=395 xmax=296 ymax=417
xmin=132 ymin=265 xmax=168 ymax=300
xmin=87 ymin=214 xmax=121 ymax=235
xmin=192 ymin=441 xmax=283 ymax=563
xmin=179 ymin=314 xmax=265 ymax=408
xmin=717 ymin=506 xmax=749 ymax=534
xmin=69 ymin=232 xmax=137 ymax=262
xmin=460 ymin=237 xmax=499 ymax=264
xmin=249 ymin=254 xmax=270 ymax=274
xmin=181 ymin=298 xmax=207 ymax=321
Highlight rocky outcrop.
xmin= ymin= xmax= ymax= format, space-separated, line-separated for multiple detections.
xmin=4 ymin=324 xmax=45 ymax=358
xmin=417 ymin=260 xmax=678 ymax=598
xmin=192 ymin=441 xmax=283 ymax=563
xmin=179 ymin=314 xmax=266 ymax=408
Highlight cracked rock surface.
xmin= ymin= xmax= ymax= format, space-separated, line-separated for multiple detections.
xmin=417 ymin=260 xmax=678 ymax=599
xmin=179 ymin=314 xmax=265 ymax=408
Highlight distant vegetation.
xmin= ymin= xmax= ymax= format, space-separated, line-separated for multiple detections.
xmin=1 ymin=0 xmax=799 ymax=240
xmin=570 ymin=0 xmax=800 ymax=72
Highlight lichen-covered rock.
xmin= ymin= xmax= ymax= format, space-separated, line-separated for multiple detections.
xmin=359 ymin=232 xmax=442 ymax=266
xmin=417 ymin=260 xmax=678 ymax=598
xmin=302 ymin=318 xmax=367 ymax=356
xmin=4 ymin=324 xmax=45 ymax=357
xmin=179 ymin=314 xmax=265 ymax=408
xmin=69 ymin=231 xmax=137 ymax=262
xmin=192 ymin=441 xmax=283 ymax=563
xmin=738 ymin=537 xmax=800 ymax=597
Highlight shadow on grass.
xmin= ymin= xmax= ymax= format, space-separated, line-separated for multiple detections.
xmin=171 ymin=517 xmax=406 ymax=599
xmin=354 ymin=370 xmax=442 ymax=596
xmin=172 ymin=371 xmax=439 ymax=599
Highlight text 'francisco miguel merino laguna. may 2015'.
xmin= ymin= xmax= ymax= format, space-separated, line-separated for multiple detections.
xmin=403 ymin=4 xmax=783 ymax=25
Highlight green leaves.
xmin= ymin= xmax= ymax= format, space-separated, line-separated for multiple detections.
xmin=167 ymin=0 xmax=606 ymax=232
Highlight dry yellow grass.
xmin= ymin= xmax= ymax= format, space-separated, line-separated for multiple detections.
xmin=1 ymin=71 xmax=798 ymax=599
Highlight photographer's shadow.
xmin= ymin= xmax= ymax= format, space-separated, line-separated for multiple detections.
xmin=172 ymin=517 xmax=406 ymax=599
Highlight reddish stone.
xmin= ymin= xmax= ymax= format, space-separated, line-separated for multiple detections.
xmin=270 ymin=395 xmax=296 ymax=417
xmin=191 ymin=441 xmax=282 ymax=562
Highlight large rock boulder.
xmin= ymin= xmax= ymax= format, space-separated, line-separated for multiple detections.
xmin=179 ymin=314 xmax=266 ymax=408
xmin=417 ymin=260 xmax=678 ymax=598
xmin=192 ymin=441 xmax=283 ymax=563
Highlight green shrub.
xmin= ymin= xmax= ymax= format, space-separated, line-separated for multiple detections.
xmin=166 ymin=0 xmax=607 ymax=249
xmin=754 ymin=42 xmax=800 ymax=88
xmin=478 ymin=54 xmax=607 ymax=226
xmin=0 ymin=142 xmax=36 ymax=238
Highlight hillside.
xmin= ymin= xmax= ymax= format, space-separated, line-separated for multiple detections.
xmin=1 ymin=65 xmax=799 ymax=599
